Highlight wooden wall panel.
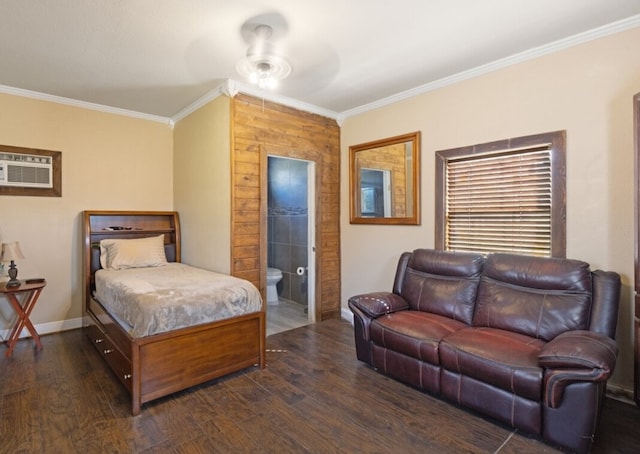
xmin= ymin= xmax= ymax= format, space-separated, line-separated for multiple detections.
xmin=231 ymin=94 xmax=341 ymax=320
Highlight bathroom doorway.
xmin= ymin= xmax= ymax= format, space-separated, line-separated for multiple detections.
xmin=266 ymin=156 xmax=316 ymax=335
xmin=360 ymin=168 xmax=392 ymax=217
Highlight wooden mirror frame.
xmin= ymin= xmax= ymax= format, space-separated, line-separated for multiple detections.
xmin=349 ymin=131 xmax=421 ymax=225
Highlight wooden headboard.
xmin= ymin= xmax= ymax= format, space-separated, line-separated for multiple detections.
xmin=82 ymin=210 xmax=181 ymax=307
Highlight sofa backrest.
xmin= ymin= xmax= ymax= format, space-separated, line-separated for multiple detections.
xmin=397 ymin=249 xmax=485 ymax=325
xmin=473 ymin=253 xmax=593 ymax=341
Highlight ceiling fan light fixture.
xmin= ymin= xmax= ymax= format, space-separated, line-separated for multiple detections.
xmin=236 ymin=54 xmax=291 ymax=91
xmin=236 ymin=24 xmax=291 ymax=90
xmin=251 ymin=61 xmax=278 ymax=90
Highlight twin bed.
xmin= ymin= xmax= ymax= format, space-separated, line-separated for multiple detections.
xmin=82 ymin=210 xmax=265 ymax=415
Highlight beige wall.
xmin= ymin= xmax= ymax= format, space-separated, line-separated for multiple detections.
xmin=341 ymin=27 xmax=640 ymax=394
xmin=174 ymin=95 xmax=231 ymax=273
xmin=0 ymin=93 xmax=173 ymax=333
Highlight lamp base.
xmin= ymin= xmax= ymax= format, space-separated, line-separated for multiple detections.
xmin=6 ymin=261 xmax=20 ymax=287
xmin=6 ymin=279 xmax=21 ymax=288
xmin=7 ymin=260 xmax=18 ymax=285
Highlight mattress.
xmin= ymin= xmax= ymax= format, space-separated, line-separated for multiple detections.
xmin=94 ymin=263 xmax=263 ymax=338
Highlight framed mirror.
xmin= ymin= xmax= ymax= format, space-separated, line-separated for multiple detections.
xmin=350 ymin=131 xmax=420 ymax=225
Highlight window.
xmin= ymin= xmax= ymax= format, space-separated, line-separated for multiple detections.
xmin=435 ymin=131 xmax=566 ymax=257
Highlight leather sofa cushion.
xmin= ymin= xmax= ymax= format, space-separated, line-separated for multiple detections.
xmin=440 ymin=327 xmax=545 ymax=401
xmin=370 ymin=311 xmax=467 ymax=364
xmin=481 ymin=253 xmax=591 ymax=292
xmin=401 ymin=249 xmax=484 ymax=324
xmin=407 ymin=248 xmax=485 ymax=278
xmin=473 ymin=253 xmax=592 ymax=341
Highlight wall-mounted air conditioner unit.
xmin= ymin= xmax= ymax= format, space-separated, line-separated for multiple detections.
xmin=0 ymin=152 xmax=53 ymax=188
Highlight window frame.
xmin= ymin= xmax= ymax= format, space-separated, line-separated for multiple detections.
xmin=435 ymin=130 xmax=566 ymax=258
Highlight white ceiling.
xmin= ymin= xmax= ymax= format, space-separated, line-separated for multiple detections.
xmin=1 ymin=1 xmax=639 ymax=122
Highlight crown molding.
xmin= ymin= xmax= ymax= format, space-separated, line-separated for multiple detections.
xmin=1 ymin=15 xmax=637 ymax=127
xmin=339 ymin=14 xmax=640 ymax=120
xmin=0 ymin=84 xmax=173 ymax=126
xmin=170 ymin=84 xmax=227 ymax=124
xmin=233 ymin=80 xmax=341 ymax=120
xmin=171 ymin=78 xmax=341 ymax=124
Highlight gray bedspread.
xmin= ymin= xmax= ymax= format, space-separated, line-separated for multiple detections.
xmin=94 ymin=263 xmax=263 ymax=338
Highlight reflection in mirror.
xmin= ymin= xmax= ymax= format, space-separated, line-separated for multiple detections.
xmin=350 ymin=131 xmax=420 ymax=225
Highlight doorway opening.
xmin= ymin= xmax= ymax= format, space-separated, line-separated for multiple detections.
xmin=360 ymin=168 xmax=392 ymax=217
xmin=266 ymin=156 xmax=316 ymax=335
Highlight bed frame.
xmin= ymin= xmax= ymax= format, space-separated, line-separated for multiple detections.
xmin=82 ymin=210 xmax=266 ymax=415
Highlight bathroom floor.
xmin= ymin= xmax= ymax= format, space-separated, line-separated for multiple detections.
xmin=266 ymin=298 xmax=311 ymax=336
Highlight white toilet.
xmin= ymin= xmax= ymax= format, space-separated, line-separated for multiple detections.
xmin=266 ymin=267 xmax=283 ymax=305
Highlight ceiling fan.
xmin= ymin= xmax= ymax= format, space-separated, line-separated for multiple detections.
xmin=236 ymin=23 xmax=291 ymax=90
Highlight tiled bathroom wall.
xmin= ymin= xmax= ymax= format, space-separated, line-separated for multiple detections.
xmin=267 ymin=156 xmax=308 ymax=306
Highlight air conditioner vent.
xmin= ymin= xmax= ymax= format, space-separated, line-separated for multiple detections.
xmin=0 ymin=152 xmax=53 ymax=188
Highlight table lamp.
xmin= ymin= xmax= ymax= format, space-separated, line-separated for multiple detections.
xmin=1 ymin=241 xmax=25 ymax=287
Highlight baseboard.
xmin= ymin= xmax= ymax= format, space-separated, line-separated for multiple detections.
xmin=1 ymin=316 xmax=84 ymax=341
xmin=606 ymin=383 xmax=635 ymax=405
xmin=341 ymin=306 xmax=353 ymax=324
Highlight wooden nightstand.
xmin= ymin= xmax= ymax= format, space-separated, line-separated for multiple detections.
xmin=0 ymin=279 xmax=46 ymax=357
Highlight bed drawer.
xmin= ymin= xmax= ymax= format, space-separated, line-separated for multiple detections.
xmin=85 ymin=314 xmax=133 ymax=393
xmin=85 ymin=321 xmax=106 ymax=349
xmin=88 ymin=296 xmax=132 ymax=358
xmin=100 ymin=338 xmax=133 ymax=393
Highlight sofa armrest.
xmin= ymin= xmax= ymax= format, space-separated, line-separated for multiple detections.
xmin=348 ymin=291 xmax=409 ymax=319
xmin=538 ymin=330 xmax=618 ymax=408
xmin=348 ymin=292 xmax=408 ymax=366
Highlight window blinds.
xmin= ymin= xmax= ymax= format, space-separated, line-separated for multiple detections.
xmin=445 ymin=146 xmax=552 ymax=256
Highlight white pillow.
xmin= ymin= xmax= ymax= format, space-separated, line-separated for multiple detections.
xmin=99 ymin=235 xmax=168 ymax=270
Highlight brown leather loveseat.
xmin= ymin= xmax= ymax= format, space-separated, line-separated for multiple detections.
xmin=348 ymin=249 xmax=620 ymax=453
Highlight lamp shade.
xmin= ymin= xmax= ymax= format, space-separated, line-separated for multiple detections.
xmin=0 ymin=242 xmax=25 ymax=262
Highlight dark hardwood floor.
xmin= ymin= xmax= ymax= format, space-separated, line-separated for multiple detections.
xmin=1 ymin=319 xmax=638 ymax=453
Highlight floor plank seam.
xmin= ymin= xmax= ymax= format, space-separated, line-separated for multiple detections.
xmin=494 ymin=429 xmax=518 ymax=453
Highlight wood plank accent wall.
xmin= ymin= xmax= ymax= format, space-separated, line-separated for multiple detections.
xmin=231 ymin=94 xmax=342 ymax=320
